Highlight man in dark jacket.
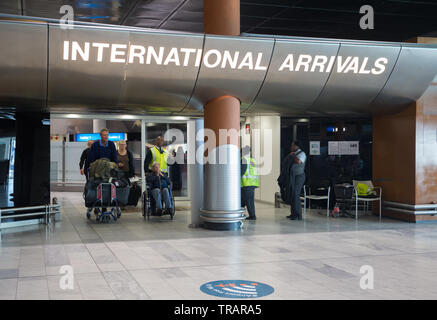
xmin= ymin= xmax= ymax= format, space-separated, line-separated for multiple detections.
xmin=84 ymin=128 xmax=118 ymax=178
xmin=287 ymin=140 xmax=306 ymax=220
xmin=147 ymin=162 xmax=173 ymax=214
xmin=79 ymin=140 xmax=93 ymax=181
xmin=277 ymin=140 xmax=307 ymax=220
xmin=277 ymin=151 xmax=295 ymax=205
xmin=144 ymin=136 xmax=168 ymax=174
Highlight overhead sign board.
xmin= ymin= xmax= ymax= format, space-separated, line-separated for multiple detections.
xmin=76 ymin=133 xmax=126 ymax=142
xmin=62 ymin=40 xmax=389 ymax=75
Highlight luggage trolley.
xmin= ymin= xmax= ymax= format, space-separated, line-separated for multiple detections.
xmin=142 ymin=183 xmax=175 ymax=220
xmin=86 ymin=182 xmax=122 ymax=223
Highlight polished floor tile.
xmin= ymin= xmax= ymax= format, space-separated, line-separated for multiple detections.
xmin=0 ymin=191 xmax=437 ymax=299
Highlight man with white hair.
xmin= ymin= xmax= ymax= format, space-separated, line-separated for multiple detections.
xmin=147 ymin=162 xmax=173 ymax=215
xmin=84 ymin=128 xmax=118 ymax=176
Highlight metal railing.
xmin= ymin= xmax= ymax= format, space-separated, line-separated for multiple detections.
xmin=0 ymin=204 xmax=61 ymax=229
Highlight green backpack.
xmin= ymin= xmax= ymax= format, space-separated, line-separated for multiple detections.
xmin=357 ymin=182 xmax=373 ymax=196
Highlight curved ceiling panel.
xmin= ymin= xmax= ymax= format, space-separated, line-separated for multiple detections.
xmin=246 ymin=39 xmax=340 ymax=115
xmin=124 ymin=31 xmax=203 ymax=113
xmin=1 ymin=19 xmax=437 ymax=117
xmin=0 ymin=21 xmax=47 ymax=111
xmin=310 ymin=43 xmax=401 ymax=115
xmin=185 ymin=35 xmax=274 ymax=112
xmin=48 ymin=24 xmax=130 ymax=112
xmin=49 ymin=24 xmax=203 ymax=114
xmin=371 ymin=45 xmax=437 ymax=113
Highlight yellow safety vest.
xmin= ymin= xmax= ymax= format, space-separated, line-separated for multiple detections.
xmin=241 ymin=156 xmax=260 ymax=187
xmin=149 ymin=146 xmax=168 ymax=173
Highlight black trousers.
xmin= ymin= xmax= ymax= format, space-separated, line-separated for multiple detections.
xmin=241 ymin=186 xmax=256 ymax=218
xmin=290 ymin=173 xmax=305 ymax=219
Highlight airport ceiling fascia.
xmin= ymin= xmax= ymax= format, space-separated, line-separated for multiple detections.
xmin=1 ymin=14 xmax=437 ymax=117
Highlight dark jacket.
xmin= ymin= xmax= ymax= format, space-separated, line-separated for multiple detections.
xmin=277 ymin=151 xmax=306 ymax=204
xmin=277 ymin=153 xmax=295 ymax=204
xmin=85 ymin=140 xmax=118 ymax=174
xmin=147 ymin=173 xmax=171 ymax=190
xmin=79 ymin=148 xmax=89 ymax=169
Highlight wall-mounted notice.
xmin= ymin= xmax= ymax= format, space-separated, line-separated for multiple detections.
xmin=309 ymin=141 xmax=320 ymax=155
xmin=339 ymin=141 xmax=350 ymax=155
xmin=329 ymin=141 xmax=359 ymax=155
xmin=328 ymin=141 xmax=339 ymax=155
xmin=348 ymin=141 xmax=359 ymax=155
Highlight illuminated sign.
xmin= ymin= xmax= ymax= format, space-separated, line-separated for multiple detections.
xmin=76 ymin=133 xmax=126 ymax=142
xmin=62 ymin=41 xmax=388 ymax=75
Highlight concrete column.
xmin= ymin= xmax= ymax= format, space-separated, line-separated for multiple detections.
xmin=188 ymin=119 xmax=204 ymax=228
xmin=201 ymin=0 xmax=243 ymax=230
xmin=93 ymin=119 xmax=106 ymax=133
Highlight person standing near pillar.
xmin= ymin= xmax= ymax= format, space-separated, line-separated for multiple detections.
xmin=241 ymin=146 xmax=259 ymax=220
xmin=144 ymin=136 xmax=169 ymax=175
xmin=287 ymin=140 xmax=306 ymax=220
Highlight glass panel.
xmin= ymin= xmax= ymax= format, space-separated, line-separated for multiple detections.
xmin=145 ymin=122 xmax=188 ymax=198
xmin=281 ymin=117 xmax=372 ymax=208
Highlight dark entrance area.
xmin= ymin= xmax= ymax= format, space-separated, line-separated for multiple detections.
xmin=281 ymin=117 xmax=372 ymax=210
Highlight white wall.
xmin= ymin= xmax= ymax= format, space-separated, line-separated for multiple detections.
xmin=242 ymin=115 xmax=281 ymax=204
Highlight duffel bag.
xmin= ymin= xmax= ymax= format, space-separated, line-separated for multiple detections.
xmin=127 ymin=182 xmax=141 ymax=206
xmin=84 ymin=178 xmax=101 ymax=207
xmin=116 ymin=186 xmax=129 ymax=206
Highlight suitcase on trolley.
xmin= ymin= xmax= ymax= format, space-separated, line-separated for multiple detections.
xmin=97 ymin=183 xmax=116 ymax=207
xmin=112 ymin=178 xmax=130 ymax=206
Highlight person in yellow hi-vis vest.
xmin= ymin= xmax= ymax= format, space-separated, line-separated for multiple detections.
xmin=241 ymin=146 xmax=260 ymax=220
xmin=144 ymin=136 xmax=169 ymax=175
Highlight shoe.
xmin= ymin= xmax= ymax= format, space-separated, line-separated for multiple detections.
xmin=288 ymin=216 xmax=298 ymax=220
xmin=156 ymin=208 xmax=162 ymax=215
xmin=286 ymin=215 xmax=293 ymax=219
xmin=246 ymin=216 xmax=256 ymax=220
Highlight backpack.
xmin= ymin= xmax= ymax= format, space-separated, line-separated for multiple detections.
xmin=89 ymin=158 xmax=118 ymax=181
xmin=356 ymin=182 xmax=376 ymax=196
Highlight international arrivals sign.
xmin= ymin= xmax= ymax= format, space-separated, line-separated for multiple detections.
xmin=62 ymin=41 xmax=388 ymax=75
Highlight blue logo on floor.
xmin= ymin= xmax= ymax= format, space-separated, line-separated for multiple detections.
xmin=200 ymin=280 xmax=274 ymax=298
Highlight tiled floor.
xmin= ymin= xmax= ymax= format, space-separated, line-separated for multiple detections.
xmin=1 ymin=191 xmax=437 ymax=300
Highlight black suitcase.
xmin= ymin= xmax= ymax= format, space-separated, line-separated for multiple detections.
xmin=127 ymin=182 xmax=141 ymax=206
xmin=84 ymin=178 xmax=102 ymax=207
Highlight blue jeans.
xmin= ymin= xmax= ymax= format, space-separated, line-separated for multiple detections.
xmin=151 ymin=188 xmax=172 ymax=209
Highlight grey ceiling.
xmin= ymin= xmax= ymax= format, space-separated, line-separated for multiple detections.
xmin=1 ymin=19 xmax=437 ymax=117
xmin=2 ymin=0 xmax=437 ymax=41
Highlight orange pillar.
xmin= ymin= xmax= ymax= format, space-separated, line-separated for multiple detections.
xmin=204 ymin=0 xmax=240 ymax=36
xmin=204 ymin=95 xmax=240 ymax=148
xmin=201 ymin=0 xmax=245 ymax=230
